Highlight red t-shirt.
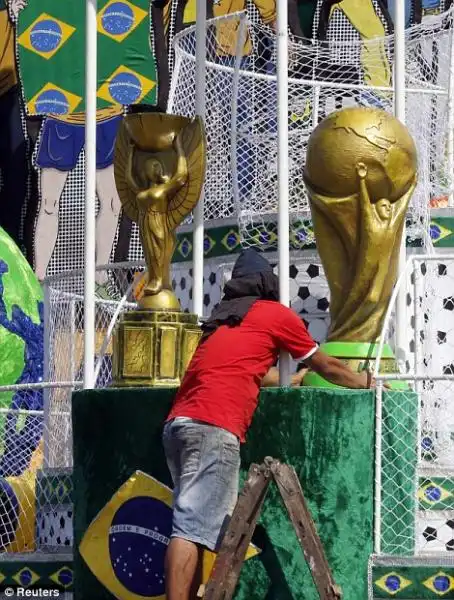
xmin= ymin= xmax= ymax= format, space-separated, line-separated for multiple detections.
xmin=166 ymin=300 xmax=318 ymax=442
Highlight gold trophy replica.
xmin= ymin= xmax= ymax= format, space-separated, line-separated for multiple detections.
xmin=111 ymin=113 xmax=206 ymax=387
xmin=302 ymin=106 xmax=418 ymax=387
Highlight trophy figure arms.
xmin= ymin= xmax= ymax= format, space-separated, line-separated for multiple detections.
xmin=331 ymin=161 xmax=416 ymax=341
xmin=114 ymin=114 xmax=206 ymax=307
xmin=128 ymin=133 xmax=190 ymax=296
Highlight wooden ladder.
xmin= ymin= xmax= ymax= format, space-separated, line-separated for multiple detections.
xmin=202 ymin=457 xmax=342 ymax=600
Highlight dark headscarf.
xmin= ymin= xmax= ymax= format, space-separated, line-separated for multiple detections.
xmin=201 ymin=249 xmax=279 ymax=340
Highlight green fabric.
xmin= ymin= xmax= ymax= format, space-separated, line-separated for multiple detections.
xmin=17 ymin=0 xmax=158 ymax=114
xmin=236 ymin=387 xmax=375 ymax=600
xmin=73 ymin=387 xmax=378 ymax=599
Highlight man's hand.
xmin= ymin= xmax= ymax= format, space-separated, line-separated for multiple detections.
xmin=261 ymin=366 xmax=307 ymax=387
xmin=291 ymin=366 xmax=307 ymax=387
xmin=306 ymin=351 xmax=376 ymax=389
xmin=8 ymin=0 xmax=27 ymax=20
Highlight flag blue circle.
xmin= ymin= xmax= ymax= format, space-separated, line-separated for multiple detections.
xmin=30 ymin=19 xmax=63 ymax=53
xmin=434 ymin=575 xmax=450 ymax=593
xmin=384 ymin=575 xmax=401 ymax=592
xmin=109 ymin=496 xmax=172 ymax=596
xmin=108 ymin=71 xmax=142 ymax=104
xmin=35 ymin=90 xmax=70 ymax=115
xmin=102 ymin=2 xmax=135 ymax=35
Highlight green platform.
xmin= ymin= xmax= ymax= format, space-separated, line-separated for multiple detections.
xmin=72 ymin=387 xmax=417 ymax=600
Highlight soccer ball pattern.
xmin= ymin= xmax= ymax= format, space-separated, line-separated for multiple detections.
xmin=171 ymin=256 xmax=330 ymax=343
xmin=420 ymin=518 xmax=454 ymax=553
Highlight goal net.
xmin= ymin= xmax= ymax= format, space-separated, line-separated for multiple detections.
xmin=169 ymin=8 xmax=454 ymax=251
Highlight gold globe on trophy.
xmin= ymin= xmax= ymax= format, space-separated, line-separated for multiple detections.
xmin=111 ymin=113 xmax=206 ymax=387
xmin=302 ymin=106 xmax=418 ymax=386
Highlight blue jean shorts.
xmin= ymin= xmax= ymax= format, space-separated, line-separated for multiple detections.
xmin=162 ymin=417 xmax=240 ymax=551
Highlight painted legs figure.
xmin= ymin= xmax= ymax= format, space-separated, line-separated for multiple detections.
xmin=34 ymin=112 xmax=122 ymax=289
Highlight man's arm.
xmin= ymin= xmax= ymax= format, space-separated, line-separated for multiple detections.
xmin=261 ymin=366 xmax=308 ymax=388
xmin=306 ymin=351 xmax=372 ymax=389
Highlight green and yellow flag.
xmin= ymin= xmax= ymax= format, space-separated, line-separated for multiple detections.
xmin=17 ymin=0 xmax=158 ymax=116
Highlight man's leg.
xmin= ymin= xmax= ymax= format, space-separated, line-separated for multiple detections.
xmin=165 ymin=538 xmax=203 ymax=600
xmin=163 ymin=419 xmax=240 ymax=600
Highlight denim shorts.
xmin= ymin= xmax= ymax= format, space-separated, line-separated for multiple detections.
xmin=162 ymin=417 xmax=241 ymax=551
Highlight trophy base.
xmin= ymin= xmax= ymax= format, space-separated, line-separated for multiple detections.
xmin=111 ymin=309 xmax=202 ymax=387
xmin=302 ymin=341 xmax=407 ymax=390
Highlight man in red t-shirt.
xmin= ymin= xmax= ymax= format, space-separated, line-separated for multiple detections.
xmin=163 ymin=249 xmax=374 ymax=600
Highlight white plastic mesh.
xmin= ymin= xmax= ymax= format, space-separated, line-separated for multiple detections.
xmin=169 ymin=9 xmax=454 ymax=249
xmin=0 ymin=264 xmax=145 ymax=554
xmin=377 ymin=256 xmax=454 ymax=556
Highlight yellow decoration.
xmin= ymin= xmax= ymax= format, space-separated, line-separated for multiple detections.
xmin=18 ymin=13 xmax=75 ymax=60
xmin=374 ymin=571 xmax=412 ymax=596
xmin=304 ymin=106 xmax=417 ymax=342
xmin=49 ymin=567 xmax=74 ymax=589
xmin=418 ymin=482 xmax=452 ymax=505
xmin=97 ymin=0 xmax=148 ymax=42
xmin=423 ymin=572 xmax=454 ymax=596
xmin=430 ymin=220 xmax=452 ymax=242
xmin=27 ymin=83 xmax=82 ymax=116
xmin=12 ymin=567 xmax=40 ymax=588
xmin=4 ymin=472 xmax=37 ymax=553
xmin=328 ymin=1 xmax=391 ymax=92
xmin=97 ymin=65 xmax=156 ymax=107
xmin=79 ymin=471 xmax=259 ymax=599
xmin=183 ymin=0 xmax=196 ymax=23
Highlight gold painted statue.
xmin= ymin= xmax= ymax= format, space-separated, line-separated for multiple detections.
xmin=115 ymin=113 xmax=206 ymax=310
xmin=303 ymin=106 xmax=418 ymax=343
xmin=111 ymin=113 xmax=206 ymax=387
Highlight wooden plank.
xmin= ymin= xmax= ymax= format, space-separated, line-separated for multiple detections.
xmin=203 ymin=462 xmax=272 ymax=600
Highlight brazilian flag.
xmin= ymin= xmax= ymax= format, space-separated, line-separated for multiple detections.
xmin=17 ymin=0 xmax=158 ymax=115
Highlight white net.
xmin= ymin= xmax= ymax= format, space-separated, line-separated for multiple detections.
xmin=376 ymin=256 xmax=454 ymax=556
xmin=169 ymin=9 xmax=454 ymax=249
xmin=0 ymin=263 xmax=145 ymax=556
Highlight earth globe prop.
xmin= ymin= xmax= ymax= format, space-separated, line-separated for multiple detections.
xmin=302 ymin=107 xmax=418 ymax=388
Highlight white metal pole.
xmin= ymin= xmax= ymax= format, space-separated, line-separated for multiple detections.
xmin=447 ymin=27 xmax=454 ymax=206
xmin=83 ymin=0 xmax=97 ymax=389
xmin=374 ymin=381 xmax=383 ymax=554
xmin=394 ymin=0 xmax=407 ymax=370
xmin=193 ymin=0 xmax=207 ymax=318
xmin=277 ymin=0 xmax=290 ymax=385
xmin=42 ymin=280 xmax=51 ymax=467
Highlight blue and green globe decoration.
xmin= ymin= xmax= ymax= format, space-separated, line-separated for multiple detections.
xmin=0 ymin=227 xmax=44 ymax=477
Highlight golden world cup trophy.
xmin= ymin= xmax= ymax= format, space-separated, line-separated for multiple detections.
xmin=111 ymin=113 xmax=206 ymax=387
xmin=302 ymin=106 xmax=418 ymax=388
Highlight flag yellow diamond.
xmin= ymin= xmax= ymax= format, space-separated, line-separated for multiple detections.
xmin=97 ymin=0 xmax=148 ymax=43
xmin=79 ymin=471 xmax=260 ymax=600
xmin=18 ymin=13 xmax=75 ymax=60
xmin=97 ymin=65 xmax=156 ymax=107
xmin=27 ymin=83 xmax=82 ymax=116
xmin=13 ymin=567 xmax=40 ymax=588
xmin=423 ymin=572 xmax=454 ymax=596
xmin=375 ymin=571 xmax=412 ymax=596
xmin=418 ymin=482 xmax=452 ymax=505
